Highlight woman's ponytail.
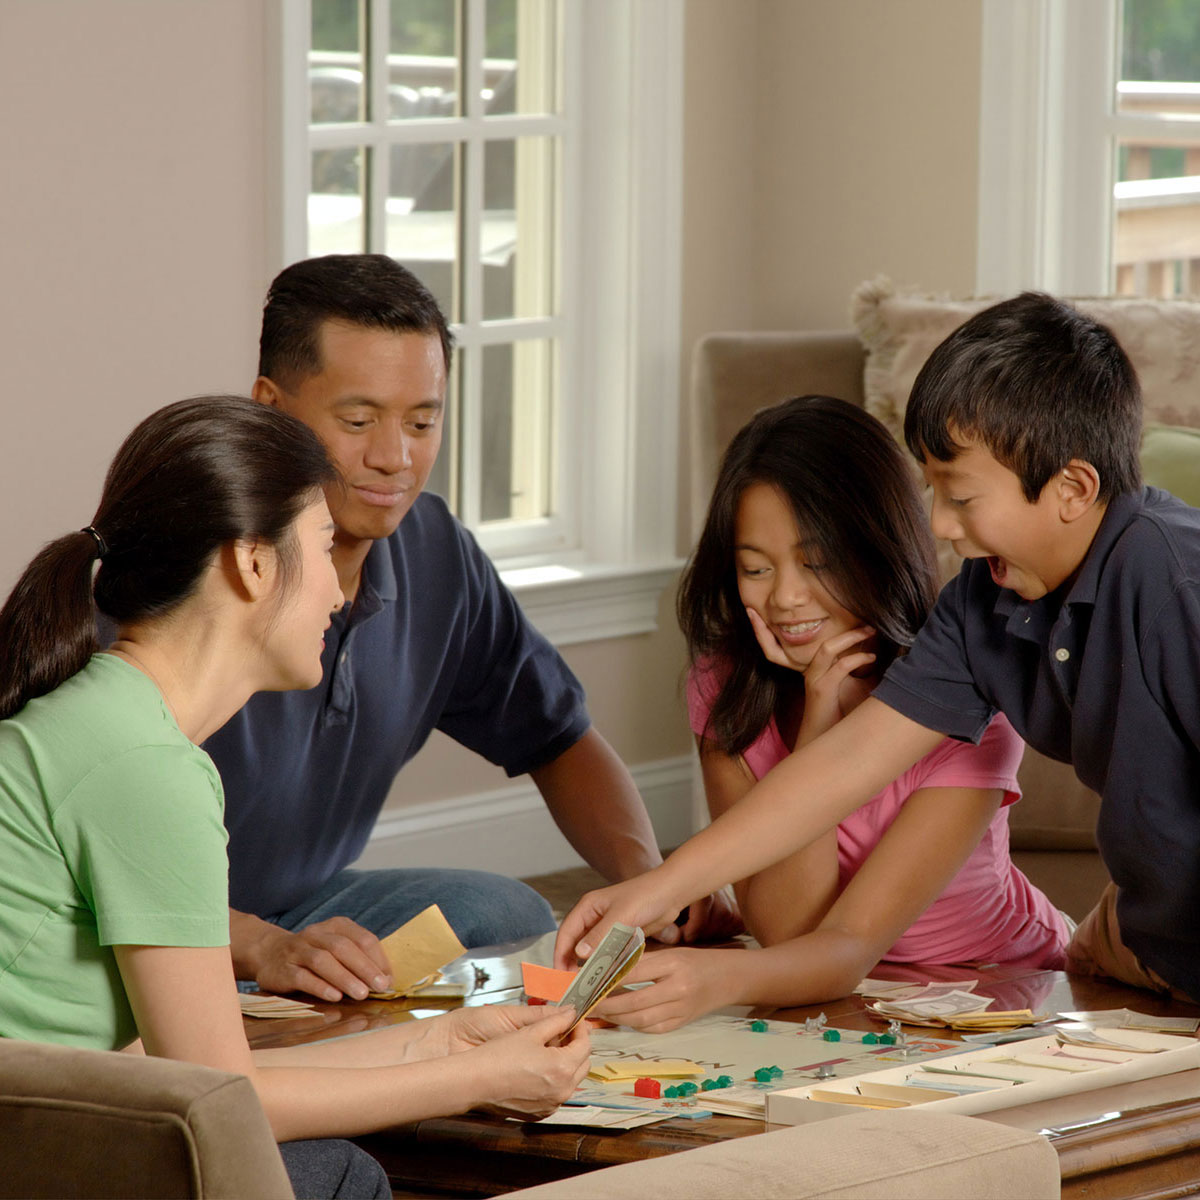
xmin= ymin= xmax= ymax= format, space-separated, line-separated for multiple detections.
xmin=0 ymin=531 xmax=103 ymax=719
xmin=0 ymin=395 xmax=337 ymax=723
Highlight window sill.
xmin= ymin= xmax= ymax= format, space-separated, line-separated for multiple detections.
xmin=500 ymin=560 xmax=683 ymax=646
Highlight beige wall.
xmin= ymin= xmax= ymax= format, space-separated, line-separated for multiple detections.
xmin=0 ymin=1 xmax=269 ymax=595
xmin=682 ymin=0 xmax=982 ymax=349
xmin=0 ymin=0 xmax=985 ymax=859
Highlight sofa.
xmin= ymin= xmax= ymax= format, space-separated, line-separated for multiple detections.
xmin=0 ymin=1033 xmax=1058 ymax=1199
xmin=688 ymin=279 xmax=1200 ymax=921
xmin=0 ymin=1037 xmax=292 ymax=1199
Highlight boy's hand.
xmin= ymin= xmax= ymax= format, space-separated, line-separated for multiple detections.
xmin=554 ymin=873 xmax=684 ymax=969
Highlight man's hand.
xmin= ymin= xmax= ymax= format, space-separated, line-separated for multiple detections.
xmin=230 ymin=910 xmax=393 ymax=1002
xmin=676 ymin=887 xmax=743 ymax=944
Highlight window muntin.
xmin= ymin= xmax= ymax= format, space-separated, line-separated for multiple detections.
xmin=304 ymin=0 xmax=567 ymax=544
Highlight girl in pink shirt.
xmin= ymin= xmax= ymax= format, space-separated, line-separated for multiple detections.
xmin=600 ymin=396 xmax=1067 ymax=1033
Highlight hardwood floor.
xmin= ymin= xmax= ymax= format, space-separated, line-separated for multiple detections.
xmin=519 ymin=864 xmax=607 ymax=919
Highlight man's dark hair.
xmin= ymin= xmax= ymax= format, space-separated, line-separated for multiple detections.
xmin=258 ymin=254 xmax=454 ymax=386
xmin=904 ymin=292 xmax=1142 ymax=503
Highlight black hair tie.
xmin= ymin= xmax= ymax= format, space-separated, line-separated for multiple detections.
xmin=81 ymin=526 xmax=108 ymax=559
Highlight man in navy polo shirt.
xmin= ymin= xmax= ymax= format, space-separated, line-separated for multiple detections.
xmin=208 ymin=254 xmax=736 ymax=1001
xmin=556 ymin=293 xmax=1200 ymax=1005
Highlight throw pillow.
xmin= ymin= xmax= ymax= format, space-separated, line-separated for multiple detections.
xmin=1141 ymin=422 xmax=1200 ymax=508
xmin=851 ymin=276 xmax=1200 ymax=441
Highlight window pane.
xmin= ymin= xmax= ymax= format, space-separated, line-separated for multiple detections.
xmin=389 ymin=0 xmax=460 ymax=119
xmin=1120 ymin=0 xmax=1200 ymax=84
xmin=387 ymin=141 xmax=460 ymax=321
xmin=1113 ymin=2 xmax=1200 ymax=297
xmin=480 ymin=340 xmax=554 ymax=523
xmin=485 ymin=0 xmax=558 ymax=116
xmin=311 ymin=0 xmax=365 ymax=124
xmin=483 ymin=136 xmax=556 ymax=321
xmin=425 ymin=345 xmax=459 ymax=508
xmin=309 ymin=147 xmax=366 ymax=255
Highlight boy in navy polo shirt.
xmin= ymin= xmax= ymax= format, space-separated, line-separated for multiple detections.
xmin=557 ymin=292 xmax=1200 ymax=1003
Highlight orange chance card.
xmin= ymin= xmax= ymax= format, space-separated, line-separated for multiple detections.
xmin=521 ymin=961 xmax=576 ymax=1003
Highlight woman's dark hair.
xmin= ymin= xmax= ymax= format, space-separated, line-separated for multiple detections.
xmin=0 ymin=396 xmax=339 ymax=720
xmin=678 ymin=395 xmax=938 ymax=755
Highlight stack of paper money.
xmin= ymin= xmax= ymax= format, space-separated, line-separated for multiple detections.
xmin=239 ymin=993 xmax=323 ymax=1020
xmin=866 ymin=982 xmax=1045 ymax=1031
xmin=556 ymin=922 xmax=645 ymax=1037
xmin=1056 ymin=1008 xmax=1200 ymax=1034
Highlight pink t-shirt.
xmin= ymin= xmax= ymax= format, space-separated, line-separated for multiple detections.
xmin=688 ymin=664 xmax=1068 ymax=968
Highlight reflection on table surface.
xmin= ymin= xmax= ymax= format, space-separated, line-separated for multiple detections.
xmin=244 ymin=929 xmax=1200 ymax=1055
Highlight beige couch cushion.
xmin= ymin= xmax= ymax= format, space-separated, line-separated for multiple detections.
xmin=0 ymin=1039 xmax=292 ymax=1199
xmin=851 ymin=276 xmax=1200 ymax=440
xmin=505 ymin=1108 xmax=1060 ymax=1199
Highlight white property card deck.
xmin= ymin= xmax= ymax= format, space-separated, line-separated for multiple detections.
xmin=766 ymin=1027 xmax=1200 ymax=1126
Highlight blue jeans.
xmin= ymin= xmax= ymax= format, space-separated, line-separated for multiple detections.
xmin=267 ymin=866 xmax=557 ymax=949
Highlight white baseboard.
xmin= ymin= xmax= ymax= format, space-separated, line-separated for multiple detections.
xmin=351 ymin=755 xmax=696 ymax=879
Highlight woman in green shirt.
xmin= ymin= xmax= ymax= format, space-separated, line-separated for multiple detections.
xmin=0 ymin=396 xmax=589 ymax=1199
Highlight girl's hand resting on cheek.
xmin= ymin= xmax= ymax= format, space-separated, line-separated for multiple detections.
xmin=593 ymin=948 xmax=735 ymax=1034
xmin=745 ymin=608 xmax=876 ymax=743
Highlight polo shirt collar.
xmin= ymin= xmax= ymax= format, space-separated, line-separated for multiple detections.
xmin=990 ymin=488 xmax=1147 ymax=640
xmin=1058 ymin=488 xmax=1146 ymax=609
xmin=341 ymin=536 xmax=398 ymax=630
xmin=359 ymin=535 xmax=398 ymax=605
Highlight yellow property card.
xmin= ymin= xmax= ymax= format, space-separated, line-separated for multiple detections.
xmin=369 ymin=904 xmax=467 ymax=998
xmin=588 ymin=1059 xmax=705 ymax=1081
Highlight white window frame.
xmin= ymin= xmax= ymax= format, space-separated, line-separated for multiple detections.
xmin=266 ymin=0 xmax=684 ymax=645
xmin=977 ymin=0 xmax=1200 ymax=298
xmin=977 ymin=0 xmax=1118 ymax=296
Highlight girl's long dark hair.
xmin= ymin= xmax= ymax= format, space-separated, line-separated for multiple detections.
xmin=678 ymin=395 xmax=938 ymax=755
xmin=0 ymin=396 xmax=338 ymax=720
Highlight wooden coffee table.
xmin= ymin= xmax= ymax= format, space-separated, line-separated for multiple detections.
xmin=244 ymin=948 xmax=1200 ymax=1199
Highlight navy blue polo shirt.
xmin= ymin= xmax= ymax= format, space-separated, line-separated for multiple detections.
xmin=874 ymin=487 xmax=1200 ymax=1000
xmin=205 ymin=492 xmax=590 ymax=917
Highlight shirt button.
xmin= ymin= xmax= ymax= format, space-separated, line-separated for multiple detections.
xmin=339 ymin=652 xmax=348 ymax=665
xmin=1054 ymin=647 xmax=1070 ymax=662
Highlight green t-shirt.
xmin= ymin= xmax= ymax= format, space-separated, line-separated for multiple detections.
xmin=0 ymin=654 xmax=229 ymax=1049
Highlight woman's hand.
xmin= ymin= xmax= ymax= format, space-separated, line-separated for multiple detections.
xmin=439 ymin=1003 xmax=567 ymax=1053
xmin=463 ymin=1005 xmax=592 ymax=1119
xmin=593 ymin=948 xmax=737 ymax=1033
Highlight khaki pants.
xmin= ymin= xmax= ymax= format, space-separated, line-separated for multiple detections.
xmin=1066 ymin=883 xmax=1195 ymax=1003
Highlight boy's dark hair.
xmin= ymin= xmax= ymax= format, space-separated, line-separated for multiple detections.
xmin=0 ymin=397 xmax=338 ymax=720
xmin=678 ymin=395 xmax=938 ymax=756
xmin=904 ymin=292 xmax=1142 ymax=502
xmin=259 ymin=254 xmax=454 ymax=386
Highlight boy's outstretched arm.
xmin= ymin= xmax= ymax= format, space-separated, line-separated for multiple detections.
xmin=554 ymin=698 xmax=943 ymax=967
